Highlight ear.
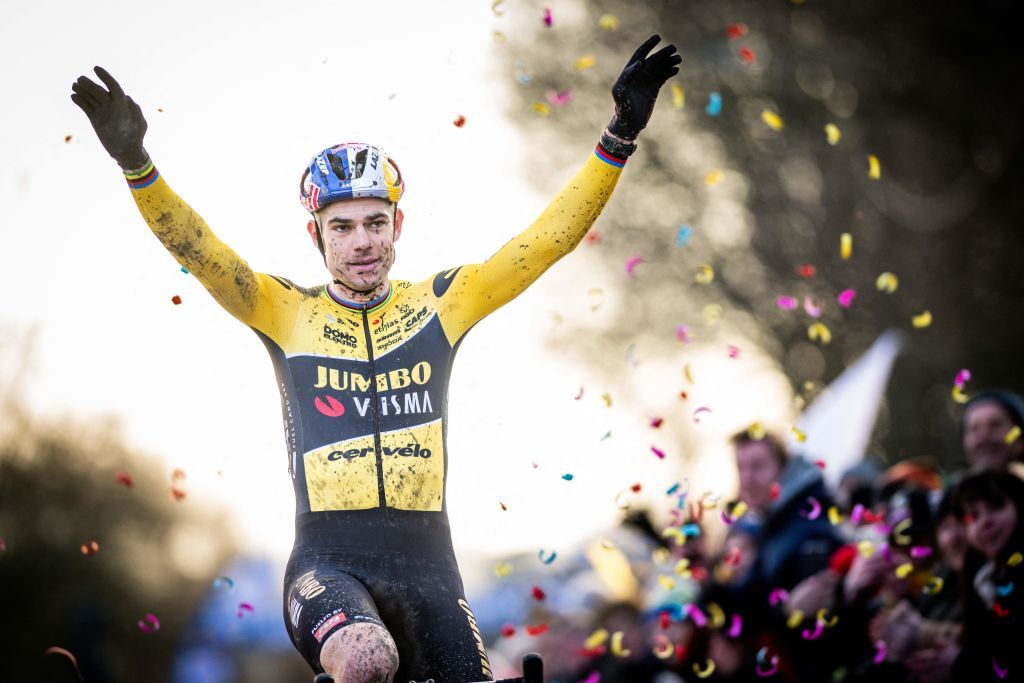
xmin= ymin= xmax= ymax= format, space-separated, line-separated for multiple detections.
xmin=393 ymin=207 xmax=405 ymax=243
xmin=306 ymin=219 xmax=320 ymax=247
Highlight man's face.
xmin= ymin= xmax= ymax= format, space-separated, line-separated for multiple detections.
xmin=963 ymin=400 xmax=1023 ymax=471
xmin=309 ymin=198 xmax=403 ymax=295
xmin=735 ymin=441 xmax=783 ymax=513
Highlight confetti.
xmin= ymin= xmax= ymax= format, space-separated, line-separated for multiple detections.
xmin=574 ymin=54 xmax=596 ymax=71
xmin=180 ymin=265 xmax=189 ymax=274
xmin=531 ymin=102 xmax=551 ymax=116
xmin=825 ymin=123 xmax=842 ymax=145
xmin=651 ymin=446 xmax=667 ymax=459
xmin=804 ymin=297 xmax=823 ymax=318
xmin=650 ymin=417 xmax=664 ymax=428
xmin=515 ymin=63 xmax=533 ymax=85
xmin=64 ymin=134 xmax=74 ymax=143
xmin=653 ymin=635 xmax=675 ymax=659
xmin=798 ymin=263 xmax=817 ymax=278
xmin=538 ymin=549 xmax=557 ymax=565
xmin=44 ymin=647 xmax=84 ymax=682
xmin=828 ymin=506 xmax=843 ymax=525
xmin=501 ymin=624 xmax=516 ymax=638
xmin=610 ymin=631 xmax=631 ymax=657
xmin=787 ymin=610 xmax=805 ymax=629
xmin=923 ymin=576 xmax=944 ymax=594
xmin=693 ymin=659 xmax=716 ymax=678
xmin=695 ymin=264 xmax=715 ymax=284
xmin=171 ymin=295 xmax=182 ymax=305
xmin=800 ymin=497 xmax=822 ymax=520
xmin=817 ymin=609 xmax=838 ymax=627
xmin=493 ymin=31 xmax=506 ymax=43
xmin=912 ymin=311 xmax=933 ymax=328
xmin=494 ymin=561 xmax=513 ymax=577
xmin=531 ymin=585 xmax=546 ymax=601
xmin=682 ymin=523 xmax=701 ymax=537
xmin=994 ymin=659 xmax=1010 ymax=680
xmin=808 ymin=322 xmax=832 ymax=344
xmin=952 ymin=385 xmax=969 ymax=404
xmin=692 ymin=406 xmax=712 ymax=423
xmin=776 ymin=295 xmax=798 ymax=310
xmin=769 ymin=482 xmax=781 ymax=501
xmin=137 ymin=613 xmax=160 ymax=633
xmin=840 ymin=232 xmax=852 ymax=260
xmin=728 ymin=614 xmax=743 ymax=637
xmin=868 ymin=154 xmax=881 ymax=179
xmin=761 ymin=110 xmax=784 ymax=131
xmin=676 ymin=224 xmax=693 ymax=245
xmin=892 ymin=518 xmax=913 ymax=545
xmin=574 ymin=386 xmax=584 ymax=400
xmin=598 ymin=14 xmax=620 ymax=30
xmin=1006 ymin=426 xmax=1021 ymax=444
xmin=658 ymin=574 xmax=677 ymax=589
xmin=671 ymin=83 xmax=685 ymax=109
xmin=708 ymin=602 xmax=727 ymax=629
xmin=722 ymin=500 xmax=748 ymax=525
xmin=910 ymin=546 xmax=933 ymax=559
xmin=585 ymin=629 xmax=609 ymax=648
xmin=80 ymin=540 xmax=99 ymax=556
xmin=851 ymin=504 xmax=866 ymax=525
xmin=727 ymin=345 xmax=741 ymax=358
xmin=706 ymin=92 xmax=723 ymax=116
xmin=625 ymin=255 xmax=644 ymax=276
xmin=499 ymin=501 xmax=507 ymax=511
xmin=236 ymin=602 xmax=254 ymax=618
xmin=561 ymin=473 xmax=574 ymax=481
xmin=686 ymin=604 xmax=708 ymax=628
xmin=213 ymin=576 xmax=235 ymax=592
xmin=739 ymin=47 xmax=756 ymax=65
xmin=542 ymin=8 xmax=552 ymax=26
xmin=115 ymin=471 xmax=134 ymax=487
xmin=791 ymin=426 xmax=807 ymax=442
xmin=452 ymin=115 xmax=466 ymax=128
xmin=996 ymin=582 xmax=1014 ymax=597
xmin=1009 ymin=552 xmax=1023 ymax=567
xmin=955 ymin=369 xmax=972 ymax=387
xmin=684 ymin=364 xmax=695 ymax=383
xmin=873 ymin=640 xmax=887 ymax=664
xmin=546 ymin=90 xmax=573 ymax=107
xmin=704 ymin=170 xmax=723 ymax=187
xmin=895 ymin=562 xmax=914 ymax=579
xmin=525 ymin=623 xmax=549 ymax=636
xmin=491 ymin=0 xmax=505 ymax=15
xmin=837 ymin=289 xmax=857 ymax=308
xmin=802 ymin=620 xmax=824 ymax=640
xmin=601 ymin=392 xmax=612 ymax=407
xmin=726 ymin=23 xmax=748 ymax=38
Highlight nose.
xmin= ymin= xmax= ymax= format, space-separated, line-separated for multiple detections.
xmin=351 ymin=225 xmax=373 ymax=250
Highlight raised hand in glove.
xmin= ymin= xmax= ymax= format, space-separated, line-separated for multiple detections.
xmin=71 ymin=67 xmax=149 ymax=170
xmin=608 ymin=34 xmax=681 ymax=141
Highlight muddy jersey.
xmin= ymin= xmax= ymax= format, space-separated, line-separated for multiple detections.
xmin=124 ymin=146 xmax=624 ymax=520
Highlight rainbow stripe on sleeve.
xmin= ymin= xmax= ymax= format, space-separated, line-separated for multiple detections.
xmin=594 ymin=144 xmax=627 ymax=168
xmin=125 ymin=160 xmax=159 ymax=190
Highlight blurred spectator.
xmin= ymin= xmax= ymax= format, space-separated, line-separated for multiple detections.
xmin=961 ymin=389 xmax=1024 ymax=472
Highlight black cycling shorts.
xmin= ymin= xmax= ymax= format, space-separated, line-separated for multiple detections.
xmin=283 ymin=508 xmax=494 ymax=682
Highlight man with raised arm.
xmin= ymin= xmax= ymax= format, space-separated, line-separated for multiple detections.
xmin=71 ymin=36 xmax=679 ymax=683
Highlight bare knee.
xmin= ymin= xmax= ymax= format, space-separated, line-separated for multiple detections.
xmin=320 ymin=623 xmax=399 ymax=683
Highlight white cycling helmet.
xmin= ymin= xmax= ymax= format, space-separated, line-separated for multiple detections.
xmin=299 ymin=142 xmax=404 ymax=212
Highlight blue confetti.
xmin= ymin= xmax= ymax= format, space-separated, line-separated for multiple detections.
xmin=997 ymin=582 xmax=1015 ymax=597
xmin=682 ymin=523 xmax=701 ymax=537
xmin=706 ymin=92 xmax=722 ymax=117
xmin=538 ymin=549 xmax=558 ymax=564
xmin=180 ymin=265 xmax=190 ymax=274
xmin=666 ymin=483 xmax=681 ymax=495
xmin=676 ymin=224 xmax=693 ymax=246
xmin=600 ymin=431 xmax=612 ymax=441
xmin=561 ymin=473 xmax=574 ymax=481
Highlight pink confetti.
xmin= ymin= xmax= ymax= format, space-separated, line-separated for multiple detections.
xmin=873 ymin=639 xmax=887 ymax=664
xmin=625 ymin=255 xmax=644 ymax=276
xmin=650 ymin=417 xmax=664 ymax=428
xmin=692 ymin=406 xmax=712 ymax=423
xmin=803 ymin=297 xmax=823 ymax=318
xmin=955 ymin=369 xmax=972 ymax=387
xmin=800 ymin=497 xmax=822 ymax=520
xmin=851 ymin=503 xmax=865 ymax=525
xmin=994 ymin=657 xmax=1009 ymax=679
xmin=237 ymin=602 xmax=254 ymax=618
xmin=582 ymin=673 xmax=601 ymax=683
xmin=676 ymin=324 xmax=690 ymax=343
xmin=728 ymin=614 xmax=743 ymax=638
xmin=686 ymin=604 xmax=708 ymax=627
xmin=542 ymin=7 xmax=553 ymax=26
xmin=769 ymin=588 xmax=789 ymax=606
xmin=756 ymin=662 xmax=779 ymax=677
xmin=546 ymin=90 xmax=573 ymax=106
xmin=910 ymin=546 xmax=933 ymax=558
xmin=574 ymin=386 xmax=584 ymax=400
xmin=727 ymin=345 xmax=740 ymax=358
xmin=137 ymin=613 xmax=160 ymax=633
xmin=837 ymin=289 xmax=857 ymax=308
xmin=776 ymin=295 xmax=798 ymax=310
xmin=802 ymin=620 xmax=824 ymax=640
xmin=651 ymin=446 xmax=666 ymax=459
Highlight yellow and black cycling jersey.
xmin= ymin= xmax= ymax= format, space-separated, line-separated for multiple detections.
xmin=125 ymin=146 xmax=623 ymax=518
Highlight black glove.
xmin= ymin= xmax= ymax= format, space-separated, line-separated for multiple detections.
xmin=608 ymin=35 xmax=681 ymax=141
xmin=71 ymin=67 xmax=149 ymax=170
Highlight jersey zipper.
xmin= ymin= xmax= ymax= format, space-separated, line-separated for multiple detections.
xmin=360 ymin=305 xmax=387 ymax=508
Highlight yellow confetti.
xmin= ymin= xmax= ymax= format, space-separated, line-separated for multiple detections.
xmin=731 ymin=501 xmax=749 ymax=520
xmin=701 ymin=491 xmax=722 ymax=509
xmin=671 ymin=83 xmax=685 ymax=109
xmin=494 ymin=561 xmax=512 ymax=577
xmin=911 ymin=311 xmax=933 ymax=329
xmin=787 ymin=609 xmax=805 ymax=629
xmin=868 ymin=154 xmax=881 ymax=179
xmin=749 ymin=422 xmax=766 ymax=440
xmin=876 ymin=272 xmax=899 ymax=293
xmin=704 ymin=169 xmax=723 ymax=186
xmin=652 ymin=547 xmax=671 ymax=564
xmin=491 ymin=0 xmax=505 ymax=15
xmin=761 ymin=110 xmax=784 ymax=131
xmin=840 ymin=232 xmax=852 ymax=260
xmin=693 ymin=659 xmax=716 ymax=678
xmin=808 ymin=322 xmax=832 ymax=344
xmin=1009 ymin=552 xmax=1023 ymax=567
xmin=892 ymin=518 xmax=913 ymax=545
xmin=674 ymin=559 xmax=691 ymax=576
xmin=952 ymin=385 xmax=969 ymax=404
xmin=610 ymin=631 xmax=631 ymax=657
xmin=531 ymin=102 xmax=551 ymax=117
xmin=1007 ymin=426 xmax=1022 ymax=445
xmin=493 ymin=31 xmax=506 ymax=44
xmin=695 ymin=264 xmax=714 ymax=285
xmin=895 ymin=562 xmax=914 ymax=579
xmin=923 ymin=576 xmax=944 ymax=595
xmin=857 ymin=540 xmax=875 ymax=557
xmin=652 ymin=635 xmax=675 ymax=659
xmin=791 ymin=426 xmax=807 ymax=442
xmin=598 ymin=14 xmax=620 ymax=30
xmin=585 ymin=628 xmax=610 ymax=649
xmin=828 ymin=506 xmax=843 ymax=525
xmin=825 ymin=123 xmax=841 ymax=145
xmin=684 ymin=363 xmax=695 ymax=384
xmin=708 ymin=602 xmax=726 ymax=629
xmin=816 ymin=609 xmax=839 ymax=627
xmin=574 ymin=54 xmax=596 ymax=71
xmin=702 ymin=304 xmax=723 ymax=325
xmin=658 ymin=574 xmax=676 ymax=590
xmin=602 ymin=392 xmax=612 ymax=407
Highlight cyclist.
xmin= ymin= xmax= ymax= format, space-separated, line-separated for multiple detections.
xmin=71 ymin=35 xmax=679 ymax=682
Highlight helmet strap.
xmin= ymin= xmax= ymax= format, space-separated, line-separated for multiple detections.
xmin=312 ymin=213 xmax=328 ymax=267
